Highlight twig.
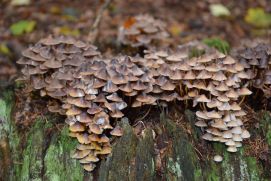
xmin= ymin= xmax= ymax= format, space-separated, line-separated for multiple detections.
xmin=134 ymin=106 xmax=152 ymax=123
xmin=89 ymin=0 xmax=112 ymax=43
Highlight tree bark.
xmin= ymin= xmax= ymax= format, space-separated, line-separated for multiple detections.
xmin=0 ymin=87 xmax=270 ymax=181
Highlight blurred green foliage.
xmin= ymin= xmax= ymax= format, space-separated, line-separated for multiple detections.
xmin=189 ymin=48 xmax=205 ymax=58
xmin=202 ymin=38 xmax=230 ymax=54
xmin=0 ymin=44 xmax=11 ymax=56
xmin=10 ymin=20 xmax=36 ymax=36
xmin=245 ymin=8 xmax=271 ymax=28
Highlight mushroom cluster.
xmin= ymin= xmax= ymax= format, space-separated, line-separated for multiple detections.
xmin=16 ymin=36 xmax=110 ymax=171
xmin=18 ymin=36 xmax=254 ymax=171
xmin=118 ymin=14 xmax=169 ymax=47
xmin=17 ymin=35 xmax=170 ymax=171
xmin=143 ymin=42 xmax=252 ymax=152
xmin=237 ymin=43 xmax=271 ymax=98
xmin=17 ymin=35 xmax=101 ymax=102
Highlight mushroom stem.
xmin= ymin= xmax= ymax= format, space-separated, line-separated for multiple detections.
xmin=263 ymin=85 xmax=269 ymax=89
xmin=185 ymin=86 xmax=188 ymax=95
xmin=238 ymin=96 xmax=246 ymax=106
xmin=179 ymin=84 xmax=183 ymax=96
xmin=129 ymin=96 xmax=131 ymax=105
xmin=184 ymin=99 xmax=188 ymax=108
xmin=202 ymin=102 xmax=207 ymax=111
xmin=200 ymin=102 xmax=207 ymax=111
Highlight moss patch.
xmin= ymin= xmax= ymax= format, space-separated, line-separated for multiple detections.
xmin=43 ymin=127 xmax=84 ymax=181
xmin=135 ymin=129 xmax=155 ymax=181
xmin=0 ymin=90 xmax=21 ymax=180
xmin=162 ymin=114 xmax=203 ymax=181
xmin=20 ymin=119 xmax=47 ymax=181
xmin=99 ymin=119 xmax=138 ymax=181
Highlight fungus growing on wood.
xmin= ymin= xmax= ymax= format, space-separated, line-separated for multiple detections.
xmin=18 ymin=37 xmax=256 ymax=172
xmin=236 ymin=43 xmax=271 ymax=98
xmin=143 ymin=42 xmax=252 ymax=152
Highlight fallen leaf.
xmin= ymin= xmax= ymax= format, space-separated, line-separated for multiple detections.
xmin=10 ymin=20 xmax=36 ymax=36
xmin=0 ymin=44 xmax=11 ymax=56
xmin=245 ymin=8 xmax=271 ymax=28
xmin=123 ymin=17 xmax=136 ymax=29
xmin=169 ymin=23 xmax=185 ymax=37
xmin=210 ymin=4 xmax=230 ymax=17
xmin=10 ymin=0 xmax=30 ymax=6
xmin=58 ymin=26 xmax=80 ymax=36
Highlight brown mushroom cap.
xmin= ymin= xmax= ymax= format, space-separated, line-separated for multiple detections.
xmin=89 ymin=124 xmax=103 ymax=134
xmin=69 ymin=122 xmax=85 ymax=132
xmin=79 ymin=153 xmax=99 ymax=164
xmin=106 ymin=93 xmax=123 ymax=102
xmin=71 ymin=149 xmax=91 ymax=159
xmin=83 ymin=163 xmax=96 ymax=172
xmin=95 ymin=146 xmax=112 ymax=155
xmin=110 ymin=126 xmax=123 ymax=136
xmin=76 ymin=133 xmax=91 ymax=144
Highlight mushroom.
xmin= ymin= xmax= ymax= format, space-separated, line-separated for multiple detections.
xmin=69 ymin=122 xmax=85 ymax=132
xmin=110 ymin=126 xmax=123 ymax=137
xmin=213 ymin=155 xmax=223 ymax=162
xmin=83 ymin=163 xmax=96 ymax=172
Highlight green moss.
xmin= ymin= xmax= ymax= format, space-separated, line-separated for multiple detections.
xmin=44 ymin=127 xmax=84 ymax=181
xmin=100 ymin=119 xmax=138 ymax=181
xmin=162 ymin=114 xmax=203 ymax=181
xmin=206 ymin=162 xmax=220 ymax=181
xmin=267 ymin=128 xmax=271 ymax=146
xmin=202 ymin=38 xmax=230 ymax=54
xmin=264 ymin=113 xmax=271 ymax=146
xmin=0 ymin=90 xmax=21 ymax=180
xmin=0 ymin=91 xmax=14 ymax=134
xmin=20 ymin=119 xmax=46 ymax=181
xmin=184 ymin=110 xmax=201 ymax=141
xmin=245 ymin=157 xmax=260 ymax=181
xmin=189 ymin=48 xmax=206 ymax=58
xmin=194 ymin=168 xmax=202 ymax=181
xmin=259 ymin=112 xmax=271 ymax=146
xmin=135 ymin=129 xmax=155 ymax=181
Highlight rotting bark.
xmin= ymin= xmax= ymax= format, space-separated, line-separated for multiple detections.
xmin=0 ymin=88 xmax=271 ymax=181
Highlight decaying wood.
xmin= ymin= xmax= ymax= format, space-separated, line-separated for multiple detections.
xmin=0 ymin=87 xmax=271 ymax=181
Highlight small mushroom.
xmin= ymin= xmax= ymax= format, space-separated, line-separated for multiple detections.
xmin=110 ymin=126 xmax=123 ymax=137
xmin=213 ymin=155 xmax=223 ymax=162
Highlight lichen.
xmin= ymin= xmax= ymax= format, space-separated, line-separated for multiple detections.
xmin=167 ymin=157 xmax=183 ymax=179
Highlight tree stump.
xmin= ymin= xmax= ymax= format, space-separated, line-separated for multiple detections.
xmin=0 ymin=87 xmax=270 ymax=181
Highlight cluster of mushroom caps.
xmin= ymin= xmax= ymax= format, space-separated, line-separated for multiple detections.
xmin=142 ymin=42 xmax=252 ymax=153
xmin=17 ymin=35 xmax=180 ymax=171
xmin=17 ymin=36 xmax=125 ymax=171
xmin=237 ymin=43 xmax=271 ymax=98
xmin=17 ymin=36 xmax=254 ymax=170
xmin=118 ymin=14 xmax=169 ymax=47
